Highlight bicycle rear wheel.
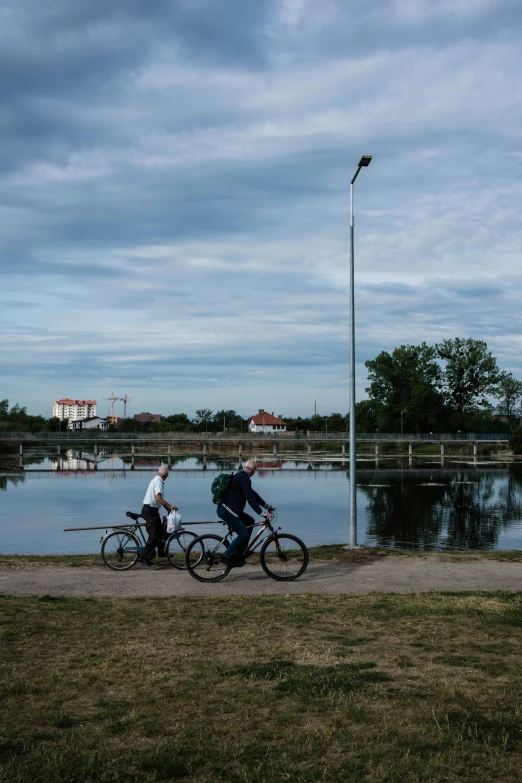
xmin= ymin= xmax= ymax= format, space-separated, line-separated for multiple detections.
xmin=101 ymin=530 xmax=141 ymax=571
xmin=260 ymin=534 xmax=308 ymax=581
xmin=166 ymin=530 xmax=198 ymax=570
xmin=185 ymin=534 xmax=231 ymax=582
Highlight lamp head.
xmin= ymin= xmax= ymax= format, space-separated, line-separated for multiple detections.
xmin=358 ymin=155 xmax=372 ymax=167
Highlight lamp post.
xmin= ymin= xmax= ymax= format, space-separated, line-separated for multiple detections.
xmin=349 ymin=154 xmax=372 ymax=548
xmin=400 ymin=409 xmax=406 ymax=439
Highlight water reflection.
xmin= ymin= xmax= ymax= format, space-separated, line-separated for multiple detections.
xmin=1 ymin=453 xmax=522 ymax=552
xmin=0 ymin=473 xmax=26 ymax=491
xmin=362 ymin=465 xmax=522 ymax=550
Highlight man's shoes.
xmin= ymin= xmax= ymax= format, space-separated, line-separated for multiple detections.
xmin=136 ymin=556 xmax=153 ymax=567
xmin=218 ymin=555 xmax=245 ymax=569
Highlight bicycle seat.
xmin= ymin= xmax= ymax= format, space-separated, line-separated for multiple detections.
xmin=126 ymin=511 xmax=141 ymax=521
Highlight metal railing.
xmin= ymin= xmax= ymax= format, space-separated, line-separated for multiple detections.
xmin=0 ymin=431 xmax=511 ymax=442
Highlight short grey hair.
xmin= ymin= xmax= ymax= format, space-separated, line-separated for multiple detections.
xmin=244 ymin=460 xmax=257 ymax=471
xmin=158 ymin=466 xmax=169 ymax=477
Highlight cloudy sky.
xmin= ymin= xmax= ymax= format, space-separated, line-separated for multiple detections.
xmin=1 ymin=0 xmax=521 ymax=420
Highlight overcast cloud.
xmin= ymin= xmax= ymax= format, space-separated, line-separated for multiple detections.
xmin=1 ymin=0 xmax=521 ymax=419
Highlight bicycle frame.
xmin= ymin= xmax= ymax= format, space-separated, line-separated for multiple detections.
xmin=213 ymin=512 xmax=282 ymax=559
xmin=100 ymin=524 xmax=147 ymax=555
xmin=101 ymin=521 xmax=188 ymax=556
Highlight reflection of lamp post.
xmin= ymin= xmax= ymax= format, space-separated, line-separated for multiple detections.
xmin=349 ymin=155 xmax=372 ymax=547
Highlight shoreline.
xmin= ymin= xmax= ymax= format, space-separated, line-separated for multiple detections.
xmin=1 ymin=546 xmax=522 ymax=569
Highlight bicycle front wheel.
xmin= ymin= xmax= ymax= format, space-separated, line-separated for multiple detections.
xmin=260 ymin=534 xmax=308 ymax=581
xmin=185 ymin=534 xmax=231 ymax=583
xmin=166 ymin=530 xmax=198 ymax=570
xmin=101 ymin=530 xmax=141 ymax=571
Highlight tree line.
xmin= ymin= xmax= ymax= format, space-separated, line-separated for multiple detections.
xmin=0 ymin=400 xmax=61 ymax=432
xmin=357 ymin=337 xmax=522 ymax=434
xmin=116 ymin=410 xmax=350 ymax=434
xmin=1 ymin=338 xmax=521 ymax=435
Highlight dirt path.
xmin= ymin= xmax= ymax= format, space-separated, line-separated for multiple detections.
xmin=0 ymin=559 xmax=520 ymax=597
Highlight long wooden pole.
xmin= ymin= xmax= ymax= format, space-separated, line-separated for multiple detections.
xmin=63 ymin=521 xmax=219 ymax=531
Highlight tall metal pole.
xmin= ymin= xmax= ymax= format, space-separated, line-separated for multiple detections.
xmin=349 ymin=180 xmax=357 ymax=547
xmin=348 ymin=155 xmax=371 ymax=548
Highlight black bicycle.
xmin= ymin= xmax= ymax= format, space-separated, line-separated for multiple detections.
xmin=184 ymin=510 xmax=308 ymax=582
xmin=100 ymin=511 xmax=199 ymax=571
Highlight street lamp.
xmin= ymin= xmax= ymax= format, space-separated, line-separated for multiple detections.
xmin=349 ymin=154 xmax=372 ymax=547
xmin=400 ymin=409 xmax=406 ymax=439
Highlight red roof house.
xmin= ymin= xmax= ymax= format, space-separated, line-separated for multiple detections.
xmin=247 ymin=409 xmax=287 ymax=433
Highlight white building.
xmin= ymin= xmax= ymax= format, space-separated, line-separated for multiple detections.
xmin=71 ymin=416 xmax=108 ymax=432
xmin=52 ymin=398 xmax=97 ymax=428
xmin=248 ymin=409 xmax=288 ymax=434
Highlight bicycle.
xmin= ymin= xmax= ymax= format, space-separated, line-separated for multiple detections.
xmin=184 ymin=510 xmax=308 ymax=582
xmin=100 ymin=511 xmax=199 ymax=571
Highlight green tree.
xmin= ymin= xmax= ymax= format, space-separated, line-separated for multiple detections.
xmin=310 ymin=414 xmax=324 ymax=432
xmin=283 ymin=416 xmax=312 ymax=434
xmin=0 ymin=399 xmax=50 ymax=432
xmin=365 ymin=343 xmax=444 ymax=433
xmin=327 ymin=413 xmax=347 ymax=433
xmin=212 ymin=410 xmax=244 ymax=432
xmin=159 ymin=413 xmax=195 ymax=433
xmin=195 ymin=409 xmax=213 ymax=433
xmin=510 ymin=426 xmax=522 ymax=455
xmin=49 ymin=417 xmax=62 ymax=432
xmin=355 ymin=400 xmax=381 ymax=433
xmin=437 ymin=338 xmax=500 ymax=429
xmin=495 ymin=372 xmax=522 ymax=428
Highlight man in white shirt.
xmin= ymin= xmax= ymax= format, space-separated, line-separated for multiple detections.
xmin=139 ymin=466 xmax=178 ymax=565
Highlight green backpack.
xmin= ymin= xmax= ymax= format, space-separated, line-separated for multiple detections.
xmin=211 ymin=473 xmax=234 ymax=505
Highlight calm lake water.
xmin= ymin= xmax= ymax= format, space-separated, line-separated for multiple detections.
xmin=1 ymin=451 xmax=522 ymax=554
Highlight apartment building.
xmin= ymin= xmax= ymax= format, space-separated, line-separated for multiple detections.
xmin=52 ymin=399 xmax=97 ymax=427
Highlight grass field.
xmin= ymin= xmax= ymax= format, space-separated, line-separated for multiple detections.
xmin=1 ymin=592 xmax=522 ymax=782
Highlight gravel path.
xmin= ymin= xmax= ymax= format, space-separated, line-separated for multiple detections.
xmin=0 ymin=559 xmax=520 ymax=597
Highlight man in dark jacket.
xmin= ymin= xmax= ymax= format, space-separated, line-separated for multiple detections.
xmin=217 ymin=460 xmax=273 ymax=566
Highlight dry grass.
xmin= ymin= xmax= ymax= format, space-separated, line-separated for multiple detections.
xmin=306 ymin=545 xmax=522 ymax=564
xmin=0 ymin=554 xmax=102 ymax=569
xmin=1 ymin=546 xmax=522 ymax=570
xmin=1 ymin=592 xmax=522 ymax=782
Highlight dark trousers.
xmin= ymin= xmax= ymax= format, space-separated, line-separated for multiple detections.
xmin=140 ymin=505 xmax=164 ymax=560
xmin=217 ymin=505 xmax=254 ymax=561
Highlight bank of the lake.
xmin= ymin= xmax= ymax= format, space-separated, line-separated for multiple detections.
xmin=2 ymin=546 xmax=522 ymax=568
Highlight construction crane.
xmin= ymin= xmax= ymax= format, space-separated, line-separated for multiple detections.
xmin=103 ymin=392 xmax=120 ymax=425
xmin=119 ymin=394 xmax=133 ymax=419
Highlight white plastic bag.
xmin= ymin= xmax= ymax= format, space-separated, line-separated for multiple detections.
xmin=167 ymin=509 xmax=183 ymax=533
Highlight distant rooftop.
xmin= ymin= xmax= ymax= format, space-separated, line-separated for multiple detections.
xmin=55 ymin=398 xmax=96 ymax=405
xmin=248 ymin=409 xmax=287 ymax=426
xmin=134 ymin=414 xmax=161 ymax=423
